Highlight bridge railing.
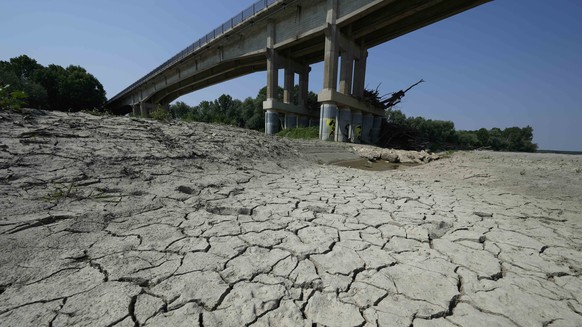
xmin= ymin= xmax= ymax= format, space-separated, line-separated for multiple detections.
xmin=109 ymin=0 xmax=279 ymax=104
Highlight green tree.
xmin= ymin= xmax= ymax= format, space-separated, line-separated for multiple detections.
xmin=0 ymin=55 xmax=106 ymax=111
xmin=476 ymin=128 xmax=489 ymax=147
xmin=0 ymin=83 xmax=28 ymax=110
xmin=58 ymin=65 xmax=106 ymax=111
xmin=9 ymin=55 xmax=43 ymax=80
xmin=385 ymin=108 xmax=407 ymax=125
xmin=1 ymin=56 xmax=47 ymax=108
xmin=169 ymin=101 xmax=192 ymax=119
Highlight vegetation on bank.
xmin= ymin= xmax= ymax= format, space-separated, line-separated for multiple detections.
xmin=380 ymin=108 xmax=537 ymax=152
xmin=0 ymin=55 xmax=106 ymax=111
xmin=276 ymin=126 xmax=319 ymax=139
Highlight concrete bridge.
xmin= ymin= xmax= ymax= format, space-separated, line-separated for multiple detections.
xmin=105 ymin=0 xmax=490 ymax=143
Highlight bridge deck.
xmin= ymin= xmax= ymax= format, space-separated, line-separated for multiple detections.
xmin=106 ymin=0 xmax=490 ymax=113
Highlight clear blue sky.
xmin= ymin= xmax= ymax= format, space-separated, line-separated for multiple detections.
xmin=1 ymin=0 xmax=581 ymax=151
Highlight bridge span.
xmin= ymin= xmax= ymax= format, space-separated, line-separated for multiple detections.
xmin=105 ymin=0 xmax=490 ymax=143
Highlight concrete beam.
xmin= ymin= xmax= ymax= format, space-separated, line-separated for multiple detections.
xmin=339 ymin=49 xmax=354 ymax=95
xmin=263 ymin=99 xmax=312 ymax=116
xmin=323 ymin=0 xmax=339 ymax=91
xmin=297 ymin=66 xmax=310 ymax=107
xmin=284 ymin=66 xmax=294 ymax=104
xmin=325 ymin=25 xmax=362 ymax=59
xmin=318 ymin=88 xmax=383 ymax=115
xmin=352 ymin=49 xmax=368 ymax=98
xmin=266 ymin=21 xmax=279 ymax=100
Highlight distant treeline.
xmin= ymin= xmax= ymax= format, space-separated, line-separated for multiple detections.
xmin=0 ymin=55 xmax=106 ymax=111
xmin=381 ymin=108 xmax=537 ymax=152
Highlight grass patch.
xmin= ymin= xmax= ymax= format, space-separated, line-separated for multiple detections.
xmin=44 ymin=182 xmax=76 ymax=203
xmin=277 ymin=126 xmax=319 ymax=139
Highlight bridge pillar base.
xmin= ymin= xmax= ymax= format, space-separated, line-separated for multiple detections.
xmin=336 ymin=107 xmax=351 ymax=142
xmin=265 ymin=110 xmax=280 ymax=135
xmin=351 ymin=110 xmax=363 ymax=144
xmin=320 ymin=103 xmax=337 ymax=141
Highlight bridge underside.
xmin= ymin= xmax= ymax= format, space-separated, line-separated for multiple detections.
xmin=106 ymin=0 xmax=490 ymax=143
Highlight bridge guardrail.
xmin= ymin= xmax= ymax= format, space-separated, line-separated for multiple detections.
xmin=109 ymin=0 xmax=279 ymax=104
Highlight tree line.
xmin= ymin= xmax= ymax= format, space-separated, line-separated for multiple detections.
xmin=381 ymin=108 xmax=537 ymax=152
xmin=0 ymin=55 xmax=106 ymax=111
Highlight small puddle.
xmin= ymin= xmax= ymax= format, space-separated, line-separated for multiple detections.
xmin=333 ymin=158 xmax=421 ymax=171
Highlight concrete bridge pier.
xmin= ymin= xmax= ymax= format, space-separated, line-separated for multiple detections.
xmin=265 ymin=110 xmax=280 ymax=135
xmin=317 ymin=0 xmax=384 ymax=143
xmin=351 ymin=110 xmax=363 ymax=143
xmin=297 ymin=66 xmax=311 ymax=128
xmin=318 ymin=0 xmax=340 ymax=141
xmin=336 ymin=44 xmax=354 ymax=143
xmin=264 ymin=21 xmax=281 ymax=135
xmin=320 ymin=103 xmax=337 ymax=141
xmin=337 ymin=107 xmax=352 ymax=142
xmin=264 ymin=20 xmax=313 ymax=135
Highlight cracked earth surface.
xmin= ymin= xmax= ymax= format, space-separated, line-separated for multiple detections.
xmin=1 ymin=109 xmax=581 ymax=327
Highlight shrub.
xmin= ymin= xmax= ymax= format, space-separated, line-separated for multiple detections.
xmin=277 ymin=126 xmax=319 ymax=139
xmin=150 ymin=106 xmax=171 ymax=121
xmin=0 ymin=84 xmax=27 ymax=110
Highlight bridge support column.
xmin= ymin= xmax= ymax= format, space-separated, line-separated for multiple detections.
xmin=336 ymin=43 xmax=354 ymax=142
xmin=264 ymin=20 xmax=279 ymax=135
xmin=336 ymin=107 xmax=351 ymax=142
xmin=320 ymin=103 xmax=337 ymax=141
xmin=319 ymin=0 xmax=340 ymax=142
xmin=265 ymin=110 xmax=280 ymax=135
xmin=351 ymin=110 xmax=362 ymax=143
xmin=298 ymin=66 xmax=309 ymax=109
xmin=283 ymin=67 xmax=294 ymax=105
xmin=282 ymin=67 xmax=296 ymax=130
xmin=353 ymin=49 xmax=368 ymax=99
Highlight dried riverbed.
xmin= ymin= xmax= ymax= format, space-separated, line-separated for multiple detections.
xmin=1 ymin=109 xmax=581 ymax=326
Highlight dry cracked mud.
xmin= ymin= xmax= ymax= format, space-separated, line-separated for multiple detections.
xmin=1 ymin=109 xmax=581 ymax=327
